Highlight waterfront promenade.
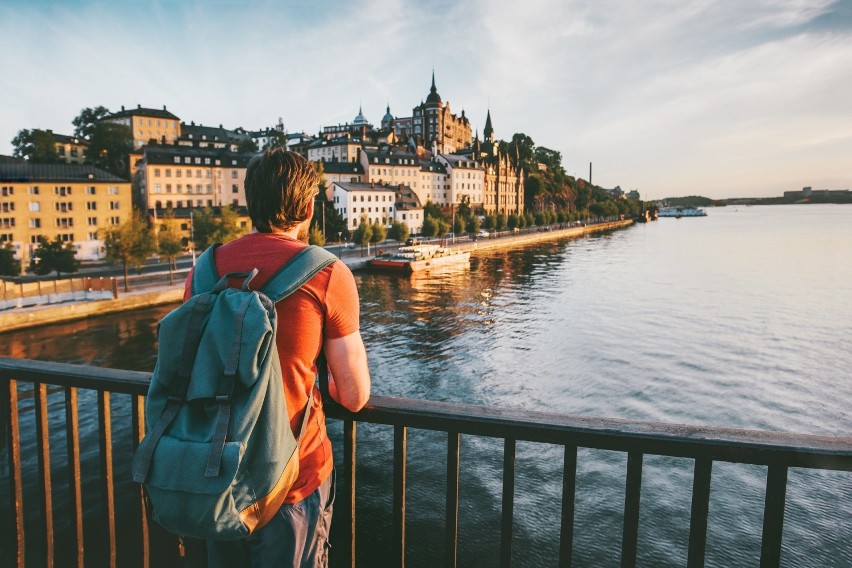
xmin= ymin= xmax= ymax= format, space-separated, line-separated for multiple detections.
xmin=0 ymin=219 xmax=631 ymax=333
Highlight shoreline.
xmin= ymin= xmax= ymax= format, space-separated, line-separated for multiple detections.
xmin=0 ymin=219 xmax=632 ymax=333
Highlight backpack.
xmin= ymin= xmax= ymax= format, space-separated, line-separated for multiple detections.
xmin=131 ymin=243 xmax=337 ymax=540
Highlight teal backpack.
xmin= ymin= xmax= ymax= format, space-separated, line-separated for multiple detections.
xmin=131 ymin=244 xmax=337 ymax=540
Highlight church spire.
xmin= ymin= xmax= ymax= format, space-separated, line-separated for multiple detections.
xmin=484 ymin=109 xmax=494 ymax=143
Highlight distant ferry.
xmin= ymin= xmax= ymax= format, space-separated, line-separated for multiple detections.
xmin=369 ymin=244 xmax=471 ymax=272
xmin=658 ymin=206 xmax=707 ymax=218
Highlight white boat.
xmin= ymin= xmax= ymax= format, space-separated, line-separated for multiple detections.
xmin=369 ymin=244 xmax=470 ymax=272
xmin=658 ymin=206 xmax=707 ymax=218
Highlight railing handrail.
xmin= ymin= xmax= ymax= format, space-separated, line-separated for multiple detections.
xmin=2 ymin=357 xmax=849 ymax=471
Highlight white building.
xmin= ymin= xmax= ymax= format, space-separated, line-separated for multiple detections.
xmin=436 ymin=154 xmax=485 ymax=207
xmin=330 ymin=182 xmax=398 ymax=231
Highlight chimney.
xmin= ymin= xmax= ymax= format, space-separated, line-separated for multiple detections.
xmin=163 ymin=105 xmax=167 ymax=110
xmin=137 ymin=104 xmax=142 ymax=109
xmin=121 ymin=105 xmax=125 ymax=111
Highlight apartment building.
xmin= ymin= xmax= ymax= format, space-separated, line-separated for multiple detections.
xmin=329 ymin=182 xmax=398 ymax=231
xmin=136 ymin=145 xmax=254 ymax=211
xmin=104 ymin=105 xmax=181 ymax=149
xmin=0 ymin=163 xmax=132 ymax=262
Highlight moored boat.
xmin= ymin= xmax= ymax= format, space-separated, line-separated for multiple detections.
xmin=369 ymin=244 xmax=471 ymax=272
xmin=658 ymin=206 xmax=707 ymax=218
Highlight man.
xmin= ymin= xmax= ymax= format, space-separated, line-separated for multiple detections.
xmin=184 ymin=148 xmax=371 ymax=567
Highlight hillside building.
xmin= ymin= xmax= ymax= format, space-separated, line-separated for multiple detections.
xmin=0 ymin=163 xmax=132 ymax=262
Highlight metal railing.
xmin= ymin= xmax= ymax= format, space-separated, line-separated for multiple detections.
xmin=1 ymin=358 xmax=850 ymax=567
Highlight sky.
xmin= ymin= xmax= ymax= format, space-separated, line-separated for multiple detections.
xmin=1 ymin=0 xmax=850 ymax=200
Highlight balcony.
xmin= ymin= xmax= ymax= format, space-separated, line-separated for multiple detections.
xmin=1 ymin=357 xmax=850 ymax=567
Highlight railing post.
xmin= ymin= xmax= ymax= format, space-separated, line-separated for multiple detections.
xmin=500 ymin=438 xmax=516 ymax=568
xmin=760 ymin=464 xmax=788 ymax=568
xmin=621 ymin=451 xmax=643 ymax=568
xmin=445 ymin=431 xmax=461 ymax=568
xmin=4 ymin=379 xmax=25 ymax=568
xmin=687 ymin=458 xmax=713 ymax=568
xmin=560 ymin=445 xmax=578 ymax=567
xmin=65 ymin=386 xmax=85 ymax=568
xmin=343 ymin=419 xmax=357 ymax=568
xmin=394 ymin=425 xmax=407 ymax=567
xmin=35 ymin=383 xmax=55 ymax=567
xmin=132 ymin=394 xmax=149 ymax=568
xmin=98 ymin=390 xmax=117 ymax=568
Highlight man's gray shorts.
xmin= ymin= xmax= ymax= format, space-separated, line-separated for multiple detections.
xmin=207 ymin=469 xmax=335 ymax=568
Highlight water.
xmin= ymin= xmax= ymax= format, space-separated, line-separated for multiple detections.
xmin=2 ymin=204 xmax=850 ymax=566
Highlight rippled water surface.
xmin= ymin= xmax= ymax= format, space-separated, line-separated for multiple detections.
xmin=2 ymin=204 xmax=850 ymax=567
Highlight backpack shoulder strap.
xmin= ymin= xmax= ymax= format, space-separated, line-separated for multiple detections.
xmin=190 ymin=244 xmax=222 ymax=295
xmin=261 ymin=245 xmax=338 ymax=303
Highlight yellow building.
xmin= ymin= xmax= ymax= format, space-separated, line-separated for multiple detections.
xmin=149 ymin=206 xmax=252 ymax=250
xmin=0 ymin=163 xmax=132 ymax=263
xmin=103 ymin=105 xmax=181 ymax=150
xmin=136 ymin=144 xmax=255 ymax=211
xmin=51 ymin=132 xmax=89 ymax=164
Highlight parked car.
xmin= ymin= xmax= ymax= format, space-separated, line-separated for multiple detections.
xmin=476 ymin=230 xmax=490 ymax=238
xmin=405 ymin=238 xmax=422 ymax=246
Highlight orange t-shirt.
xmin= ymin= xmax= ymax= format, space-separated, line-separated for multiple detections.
xmin=183 ymin=232 xmax=360 ymax=504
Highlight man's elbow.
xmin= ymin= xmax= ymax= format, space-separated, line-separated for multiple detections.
xmin=338 ymin=376 xmax=370 ymax=412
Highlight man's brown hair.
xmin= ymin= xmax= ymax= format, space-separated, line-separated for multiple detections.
xmin=244 ymin=148 xmax=318 ymax=233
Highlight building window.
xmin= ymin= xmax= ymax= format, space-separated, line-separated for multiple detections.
xmin=110 ymin=216 xmax=120 ymax=225
xmin=55 ymin=218 xmax=73 ymax=228
xmin=85 ymin=186 xmax=96 ymax=195
xmin=108 ymin=186 xmax=119 ymax=195
xmin=176 ymin=169 xmax=182 ymax=178
xmin=166 ymin=184 xmax=172 ymax=193
xmin=154 ymin=183 xmax=161 ymax=193
xmin=88 ymin=231 xmax=99 ymax=240
xmin=196 ymin=170 xmax=202 ymax=178
xmin=231 ymin=171 xmax=238 ymax=179
xmin=154 ymin=168 xmax=161 ymax=177
xmin=29 ymin=218 xmax=41 ymax=229
xmin=88 ymin=217 xmax=97 ymax=226
xmin=54 ymin=186 xmax=71 ymax=196
xmin=165 ymin=169 xmax=171 ymax=177
xmin=27 ymin=201 xmax=40 ymax=212
xmin=109 ymin=201 xmax=120 ymax=210
xmin=55 ymin=202 xmax=73 ymax=212
xmin=86 ymin=201 xmax=96 ymax=211
xmin=174 ymin=157 xmax=180 ymax=163
xmin=232 ymin=184 xmax=238 ymax=193
xmin=28 ymin=186 xmax=39 ymax=195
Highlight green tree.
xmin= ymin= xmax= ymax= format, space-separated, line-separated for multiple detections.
xmin=102 ymin=210 xmax=156 ymax=292
xmin=388 ymin=221 xmax=409 ymax=243
xmin=466 ymin=215 xmax=481 ymax=234
xmin=87 ymin=122 xmax=132 ymax=178
xmin=421 ymin=215 xmax=439 ymax=237
xmin=496 ymin=213 xmax=507 ymax=231
xmin=507 ymin=213 xmax=519 ymax=230
xmin=525 ymin=212 xmax=535 ymax=227
xmin=423 ymin=201 xmax=445 ymax=222
xmin=262 ymin=130 xmax=288 ymax=150
xmin=157 ymin=208 xmax=184 ymax=285
xmin=352 ymin=217 xmax=373 ymax=251
xmin=31 ymin=236 xmax=80 ymax=277
xmin=0 ymin=243 xmax=21 ymax=277
xmin=370 ymin=220 xmax=387 ymax=243
xmin=483 ymin=214 xmax=496 ymax=230
xmin=11 ymin=129 xmax=61 ymax=162
xmin=308 ymin=223 xmax=326 ymax=246
xmin=192 ymin=205 xmax=244 ymax=250
xmin=453 ymin=216 xmax=466 ymax=235
xmin=72 ymin=106 xmax=111 ymax=139
xmin=237 ymin=138 xmax=259 ymax=153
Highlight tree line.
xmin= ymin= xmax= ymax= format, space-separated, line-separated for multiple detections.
xmin=0 ymin=206 xmax=248 ymax=290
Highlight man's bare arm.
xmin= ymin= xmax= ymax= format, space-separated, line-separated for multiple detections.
xmin=325 ymin=331 xmax=371 ymax=412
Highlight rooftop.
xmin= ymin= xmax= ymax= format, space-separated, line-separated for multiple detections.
xmin=0 ymin=162 xmax=127 ymax=183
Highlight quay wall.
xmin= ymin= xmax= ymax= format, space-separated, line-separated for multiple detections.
xmin=0 ymin=219 xmax=632 ymax=332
